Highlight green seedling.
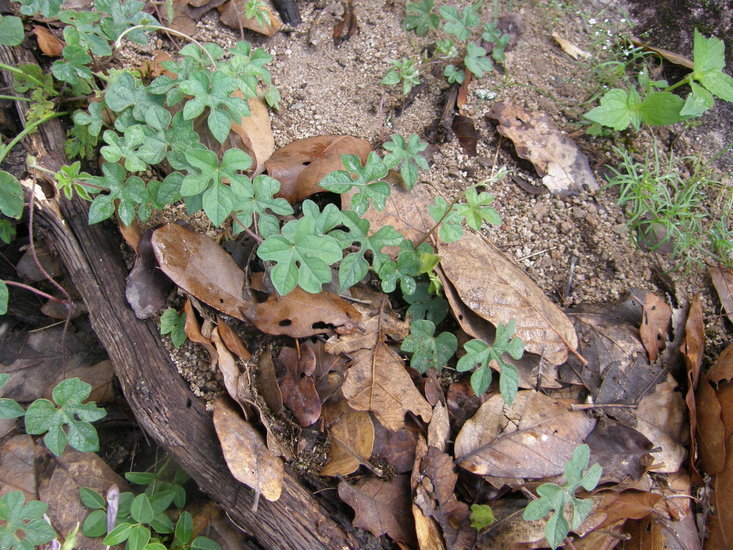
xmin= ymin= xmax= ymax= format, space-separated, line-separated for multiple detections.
xmin=24 ymin=377 xmax=106 ymax=456
xmin=382 ymin=134 xmax=429 ymax=190
xmin=0 ymin=491 xmax=56 ymax=550
xmin=160 ymin=308 xmax=188 ymax=348
xmin=585 ymin=29 xmax=733 ymax=130
xmin=523 ymin=444 xmax=602 ymax=549
xmin=428 ymin=184 xmax=502 ymax=243
xmin=456 ymin=320 xmax=524 ymax=404
xmin=401 ymin=319 xmax=458 ymax=373
xmin=404 ymin=281 xmax=449 ymax=325
xmin=470 ymin=503 xmax=496 ymax=531
xmin=319 ymin=153 xmax=391 ymax=215
xmin=382 ymin=57 xmax=421 ymax=95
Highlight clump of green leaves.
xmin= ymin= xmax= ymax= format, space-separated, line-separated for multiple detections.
xmin=401 ymin=319 xmax=458 ymax=372
xmin=0 ymin=491 xmax=56 ymax=550
xmin=160 ymin=308 xmax=188 ymax=348
xmin=585 ymin=29 xmax=733 ymax=131
xmin=24 ymin=377 xmax=107 ymax=456
xmin=604 ymin=143 xmax=727 ymax=268
xmin=383 ymin=0 xmax=510 ymax=93
xmin=522 ymin=444 xmax=602 ymax=549
xmin=456 ymin=320 xmax=524 ymax=404
xmin=82 ymin=462 xmax=220 ymax=550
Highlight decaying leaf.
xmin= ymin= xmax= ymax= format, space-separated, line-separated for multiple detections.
xmin=277 ymin=345 xmax=322 ymax=426
xmin=0 ymin=435 xmax=37 ymax=501
xmin=36 ymin=450 xmax=128 ymax=550
xmin=216 ymin=317 xmax=252 ymax=361
xmin=454 ymin=391 xmax=596 ymax=478
xmin=696 ymin=377 xmax=726 ymax=475
xmin=584 ymin=418 xmax=653 ymax=482
xmin=342 ymin=342 xmax=432 ymax=431
xmin=212 ymin=399 xmax=283 ymax=512
xmin=428 ymin=402 xmax=450 ymax=452
xmin=253 ymin=286 xmax=361 ymax=338
xmin=707 ymin=431 xmax=733 ymax=550
xmin=710 ymin=265 xmax=733 ymax=324
xmin=680 ymin=294 xmax=704 ymax=478
xmin=218 ymin=0 xmax=283 ymax=36
xmin=452 ymin=115 xmax=478 ymax=157
xmin=338 ymin=474 xmax=415 ymax=544
xmin=639 ymin=292 xmax=671 ymax=362
xmin=332 ymin=0 xmax=358 ymax=45
xmin=487 ymin=102 xmax=598 ymax=195
xmin=413 ymin=504 xmax=445 ymax=550
xmin=47 ymin=359 xmax=115 ymax=404
xmin=372 ymin=419 xmax=418 ymax=474
xmin=230 ymin=92 xmax=275 ymax=175
xmin=256 ymin=347 xmax=283 ymax=413
xmin=438 ymin=231 xmax=578 ymax=365
xmin=126 ymin=228 xmax=173 ymax=319
xmin=325 ymin=302 xmax=408 ymax=356
xmin=152 ymin=224 xmax=256 ymax=321
xmin=321 ymin=399 xmax=374 ymax=476
xmin=551 ymin=32 xmax=590 ymax=59
xmin=33 ymin=26 xmax=64 ymax=57
xmin=265 ymin=135 xmax=371 ymax=203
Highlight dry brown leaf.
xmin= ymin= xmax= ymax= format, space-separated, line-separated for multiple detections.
xmin=255 ymin=347 xmax=283 ymax=413
xmin=710 ymin=265 xmax=733 ymax=324
xmin=586 ymin=491 xmax=661 ymax=531
xmin=230 ymin=92 xmax=275 ymax=175
xmin=631 ymin=374 xmax=688 ymax=473
xmin=277 ymin=345 xmax=322 ymax=426
xmin=325 ymin=302 xmax=409 ymax=356
xmin=452 ymin=115 xmax=478 ymax=157
xmin=438 ymin=231 xmax=578 ymax=365
xmin=640 ymin=292 xmax=671 ymax=362
xmin=338 ymin=474 xmax=415 ymax=544
xmin=47 ymin=360 xmax=115 ymax=404
xmin=487 ymin=102 xmax=598 ymax=195
xmin=372 ymin=419 xmax=419 ymax=474
xmin=332 ymin=0 xmax=358 ymax=45
xmin=428 ymin=402 xmax=450 ymax=452
xmin=265 ymin=135 xmax=371 ymax=203
xmin=33 ymin=26 xmax=64 ymax=57
xmin=36 ymin=450 xmax=128 ymax=550
xmin=184 ymin=299 xmax=218 ymax=368
xmin=218 ymin=0 xmax=283 ymax=36
xmin=707 ymin=432 xmax=733 ymax=550
xmin=321 ymin=399 xmax=374 ymax=476
xmin=454 ymin=391 xmax=596 ymax=478
xmin=212 ymin=399 xmax=283 ymax=512
xmin=584 ymin=418 xmax=653 ymax=483
xmin=413 ymin=504 xmax=446 ymax=550
xmin=697 ymin=377 xmax=726 ymax=475
xmin=630 ymin=36 xmax=694 ymax=69
xmin=126 ymin=228 xmax=173 ymax=319
xmin=681 ymin=294 xmax=704 ymax=480
xmin=551 ymin=32 xmax=590 ymax=59
xmin=708 ymin=343 xmax=733 ymax=383
xmin=253 ymin=286 xmax=361 ymax=338
xmin=475 ymin=497 xmax=546 ymax=549
xmin=215 ymin=316 xmax=251 ymax=361
xmin=152 ymin=224 xmax=255 ymax=321
xmin=342 ymin=341 xmax=432 ymax=431
xmin=0 ymin=435 xmax=36 ymax=500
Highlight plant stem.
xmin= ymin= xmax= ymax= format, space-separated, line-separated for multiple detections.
xmin=2 ymin=280 xmax=67 ymax=303
xmin=115 ymin=24 xmax=218 ymax=67
xmin=414 ymin=189 xmax=467 ymax=247
xmin=0 ymin=94 xmax=30 ymax=102
xmin=0 ymin=62 xmax=49 ymax=91
xmin=0 ymin=111 xmax=66 ymax=164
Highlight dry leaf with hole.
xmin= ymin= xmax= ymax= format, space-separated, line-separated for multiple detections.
xmin=277 ymin=346 xmax=322 ymax=427
xmin=338 ymin=475 xmax=415 ymax=544
xmin=487 ymin=102 xmax=597 ymax=195
xmin=265 ymin=135 xmax=371 ymax=203
xmin=230 ymin=92 xmax=275 ymax=175
xmin=438 ymin=231 xmax=578 ymax=365
xmin=454 ymin=391 xmax=596 ymax=478
xmin=639 ymin=292 xmax=671 ymax=362
xmin=36 ymin=450 xmax=128 ymax=550
xmin=218 ymin=0 xmax=282 ymax=36
xmin=253 ymin=286 xmax=361 ymax=338
xmin=33 ymin=26 xmax=64 ymax=57
xmin=342 ymin=341 xmax=432 ymax=431
xmin=321 ymin=399 xmax=374 ymax=476
xmin=551 ymin=32 xmax=590 ymax=59
xmin=325 ymin=303 xmax=409 ymax=356
xmin=152 ymin=224 xmax=255 ymax=321
xmin=710 ymin=265 xmax=733 ymax=324
xmin=212 ymin=399 xmax=283 ymax=512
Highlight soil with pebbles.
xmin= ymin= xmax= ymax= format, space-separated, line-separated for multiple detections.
xmin=132 ymin=0 xmax=732 ymax=391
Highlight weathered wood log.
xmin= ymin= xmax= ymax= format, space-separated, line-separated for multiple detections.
xmin=1 ymin=44 xmax=369 ymax=550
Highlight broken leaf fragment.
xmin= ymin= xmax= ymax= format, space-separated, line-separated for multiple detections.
xmin=212 ymin=399 xmax=283 ymax=511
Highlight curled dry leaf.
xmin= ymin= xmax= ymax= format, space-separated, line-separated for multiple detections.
xmin=451 ymin=115 xmax=478 ymax=157
xmin=218 ymin=0 xmax=283 ymax=36
xmin=212 ymin=399 xmax=283 ymax=512
xmin=413 ymin=504 xmax=445 ymax=550
xmin=428 ymin=402 xmax=450 ymax=452
xmin=277 ymin=346 xmax=322 ymax=426
xmin=152 ymin=223 xmax=256 ymax=321
xmin=216 ymin=316 xmax=251 ymax=361
xmin=707 ymin=430 xmax=733 ymax=550
xmin=184 ymin=298 xmax=218 ymax=369
xmin=551 ymin=32 xmax=590 ymax=59
xmin=342 ymin=342 xmax=432 ymax=431
xmin=332 ymin=0 xmax=358 ymax=45
xmin=126 ymin=228 xmax=173 ymax=319
xmin=265 ymin=135 xmax=371 ymax=203
xmin=320 ymin=399 xmax=374 ymax=476
xmin=338 ymin=474 xmax=415 ymax=544
xmin=680 ymin=294 xmax=704 ymax=479
xmin=639 ymin=292 xmax=671 ymax=362
xmin=707 ymin=343 xmax=733 ymax=383
xmin=487 ymin=102 xmax=598 ymax=195
xmin=454 ymin=390 xmax=596 ymax=478
xmin=710 ymin=265 xmax=733 ymax=324
xmin=33 ymin=26 xmax=64 ymax=57
xmin=253 ymin=286 xmax=361 ymax=338
xmin=230 ymin=92 xmax=275 ymax=175
xmin=438 ymin=231 xmax=578 ymax=365
xmin=630 ymin=36 xmax=694 ymax=69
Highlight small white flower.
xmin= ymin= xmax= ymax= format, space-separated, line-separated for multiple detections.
xmin=588 ymin=18 xmax=597 ymax=25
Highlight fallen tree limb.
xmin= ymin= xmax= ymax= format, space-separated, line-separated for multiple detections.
xmin=1 ymin=44 xmax=368 ymax=550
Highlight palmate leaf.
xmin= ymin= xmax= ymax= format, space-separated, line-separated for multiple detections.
xmin=439 ymin=2 xmax=481 ymax=41
xmin=0 ymin=491 xmax=55 ymax=549
xmin=319 ymin=153 xmax=391 ymax=215
xmin=257 ymin=213 xmax=342 ymax=295
xmin=401 ymin=319 xmax=457 ymax=373
xmin=691 ymin=29 xmax=733 ymax=101
xmin=403 ymin=0 xmax=439 ymax=36
xmin=230 ymin=174 xmax=293 ymax=238
xmin=382 ymin=134 xmax=429 ymax=190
